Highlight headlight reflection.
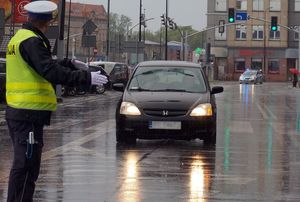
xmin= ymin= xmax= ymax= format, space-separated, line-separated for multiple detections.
xmin=189 ymin=158 xmax=207 ymax=202
xmin=119 ymin=152 xmax=140 ymax=202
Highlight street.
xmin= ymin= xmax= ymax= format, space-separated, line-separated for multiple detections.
xmin=1 ymin=81 xmax=300 ymax=201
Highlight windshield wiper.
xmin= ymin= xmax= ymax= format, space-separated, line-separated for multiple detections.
xmin=152 ymin=89 xmax=192 ymax=92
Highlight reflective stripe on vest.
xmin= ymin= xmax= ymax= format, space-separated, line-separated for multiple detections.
xmin=6 ymin=29 xmax=57 ymax=111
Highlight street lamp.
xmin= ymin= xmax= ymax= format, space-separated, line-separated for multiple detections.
xmin=125 ymin=18 xmax=154 ymax=64
xmin=106 ymin=0 xmax=110 ymax=61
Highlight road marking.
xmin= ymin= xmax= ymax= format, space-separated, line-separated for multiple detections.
xmin=0 ymin=119 xmax=115 ymax=181
xmin=255 ymin=102 xmax=269 ymax=120
xmin=263 ymin=104 xmax=278 ymax=121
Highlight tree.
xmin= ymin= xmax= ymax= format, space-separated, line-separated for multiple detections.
xmin=109 ymin=13 xmax=132 ymax=39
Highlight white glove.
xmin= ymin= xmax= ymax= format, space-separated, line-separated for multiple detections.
xmin=71 ymin=59 xmax=89 ymax=71
xmin=91 ymin=71 xmax=108 ymax=85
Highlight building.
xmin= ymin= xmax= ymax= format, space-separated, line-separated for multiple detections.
xmin=206 ymin=0 xmax=298 ymax=81
xmin=65 ymin=2 xmax=107 ymax=61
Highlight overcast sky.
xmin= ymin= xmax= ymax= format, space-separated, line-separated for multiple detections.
xmin=70 ymin=0 xmax=207 ymax=32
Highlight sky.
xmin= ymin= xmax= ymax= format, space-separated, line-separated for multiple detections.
xmin=70 ymin=0 xmax=207 ymax=32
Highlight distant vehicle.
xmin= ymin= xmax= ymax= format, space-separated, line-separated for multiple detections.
xmin=239 ymin=69 xmax=264 ymax=84
xmin=61 ymin=65 xmax=108 ymax=96
xmin=113 ymin=61 xmax=224 ymax=145
xmin=89 ymin=61 xmax=130 ymax=88
xmin=0 ymin=58 xmax=6 ymax=102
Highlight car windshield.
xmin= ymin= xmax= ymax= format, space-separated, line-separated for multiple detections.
xmin=128 ymin=66 xmax=207 ymax=93
xmin=243 ymin=71 xmax=256 ymax=76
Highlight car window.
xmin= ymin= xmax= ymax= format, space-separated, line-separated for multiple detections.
xmin=128 ymin=66 xmax=207 ymax=93
xmin=243 ymin=71 xmax=256 ymax=76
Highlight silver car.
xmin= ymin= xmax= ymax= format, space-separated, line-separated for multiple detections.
xmin=239 ymin=69 xmax=264 ymax=84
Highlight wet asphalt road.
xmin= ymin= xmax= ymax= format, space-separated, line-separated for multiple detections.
xmin=1 ymin=82 xmax=300 ymax=201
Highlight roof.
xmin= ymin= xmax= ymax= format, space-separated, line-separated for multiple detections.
xmin=65 ymin=2 xmax=106 ymax=20
xmin=137 ymin=60 xmax=201 ymax=68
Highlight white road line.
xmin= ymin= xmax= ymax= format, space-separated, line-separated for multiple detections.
xmin=255 ymin=102 xmax=269 ymax=120
xmin=0 ymin=119 xmax=115 ymax=181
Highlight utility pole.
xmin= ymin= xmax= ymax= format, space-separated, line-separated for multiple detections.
xmin=138 ymin=0 xmax=142 ymax=42
xmin=165 ymin=0 xmax=168 ymax=60
xmin=56 ymin=0 xmax=66 ymax=102
xmin=106 ymin=0 xmax=110 ymax=61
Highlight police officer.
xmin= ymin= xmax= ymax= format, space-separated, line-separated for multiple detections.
xmin=5 ymin=1 xmax=108 ymax=201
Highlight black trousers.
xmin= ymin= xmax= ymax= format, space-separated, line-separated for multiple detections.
xmin=6 ymin=119 xmax=44 ymax=202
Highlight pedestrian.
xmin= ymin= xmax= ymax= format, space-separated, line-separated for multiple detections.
xmin=5 ymin=1 xmax=108 ymax=201
xmin=292 ymin=73 xmax=298 ymax=88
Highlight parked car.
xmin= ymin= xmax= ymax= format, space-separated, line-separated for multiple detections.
xmin=88 ymin=65 xmax=109 ymax=94
xmin=0 ymin=58 xmax=6 ymax=102
xmin=89 ymin=61 xmax=130 ymax=88
xmin=239 ymin=69 xmax=264 ymax=84
xmin=113 ymin=61 xmax=224 ymax=145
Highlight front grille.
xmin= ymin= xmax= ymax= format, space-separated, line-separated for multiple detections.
xmin=143 ymin=109 xmax=187 ymax=117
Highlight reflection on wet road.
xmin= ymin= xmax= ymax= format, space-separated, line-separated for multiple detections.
xmin=1 ymin=82 xmax=300 ymax=201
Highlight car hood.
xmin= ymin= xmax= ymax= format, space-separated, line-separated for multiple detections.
xmin=123 ymin=91 xmax=210 ymax=110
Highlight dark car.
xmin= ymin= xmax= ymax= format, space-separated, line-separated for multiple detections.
xmin=89 ymin=61 xmax=130 ymax=88
xmin=0 ymin=58 xmax=6 ymax=102
xmin=113 ymin=61 xmax=223 ymax=145
xmin=239 ymin=69 xmax=264 ymax=84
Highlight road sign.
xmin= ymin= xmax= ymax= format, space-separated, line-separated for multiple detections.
xmin=236 ymin=12 xmax=247 ymax=21
xmin=82 ymin=20 xmax=97 ymax=35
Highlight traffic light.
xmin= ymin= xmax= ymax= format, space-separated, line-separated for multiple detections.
xmin=228 ymin=8 xmax=235 ymax=23
xmin=271 ymin=16 xmax=278 ymax=31
xmin=161 ymin=14 xmax=166 ymax=26
xmin=176 ymin=50 xmax=180 ymax=60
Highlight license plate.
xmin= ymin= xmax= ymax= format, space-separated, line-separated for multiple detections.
xmin=149 ymin=121 xmax=181 ymax=130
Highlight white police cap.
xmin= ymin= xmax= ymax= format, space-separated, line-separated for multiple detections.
xmin=24 ymin=1 xmax=57 ymax=21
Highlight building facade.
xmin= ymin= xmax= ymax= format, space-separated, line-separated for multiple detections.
xmin=206 ymin=0 xmax=299 ymax=81
xmin=64 ymin=2 xmax=107 ymax=61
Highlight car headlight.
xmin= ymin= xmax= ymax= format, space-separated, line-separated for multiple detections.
xmin=190 ymin=103 xmax=213 ymax=116
xmin=120 ymin=101 xmax=141 ymax=115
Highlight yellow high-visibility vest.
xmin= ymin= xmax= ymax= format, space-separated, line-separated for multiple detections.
xmin=6 ymin=29 xmax=57 ymax=111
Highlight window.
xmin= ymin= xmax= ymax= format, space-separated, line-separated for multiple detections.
xmin=215 ymin=0 xmax=226 ymax=11
xmin=215 ymin=27 xmax=226 ymax=40
xmin=270 ymin=0 xmax=281 ymax=11
xmin=236 ymin=25 xmax=247 ymax=40
xmin=251 ymin=58 xmax=262 ymax=70
xmin=252 ymin=25 xmax=264 ymax=40
xmin=268 ymin=59 xmax=280 ymax=73
xmin=234 ymin=59 xmax=246 ymax=72
xmin=296 ymin=0 xmax=300 ymax=11
xmin=269 ymin=26 xmax=280 ymax=40
xmin=236 ymin=0 xmax=247 ymax=10
xmin=253 ymin=0 xmax=264 ymax=11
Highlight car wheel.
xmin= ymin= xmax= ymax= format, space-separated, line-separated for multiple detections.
xmin=95 ymin=85 xmax=105 ymax=94
xmin=203 ymin=123 xmax=216 ymax=145
xmin=68 ymin=87 xmax=77 ymax=96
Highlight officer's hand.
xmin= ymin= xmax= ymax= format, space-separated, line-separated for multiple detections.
xmin=91 ymin=71 xmax=108 ymax=85
xmin=71 ymin=59 xmax=89 ymax=71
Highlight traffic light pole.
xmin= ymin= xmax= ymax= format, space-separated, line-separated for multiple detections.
xmin=249 ymin=16 xmax=300 ymax=71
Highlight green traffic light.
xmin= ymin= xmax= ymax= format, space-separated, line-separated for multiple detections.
xmin=229 ymin=18 xmax=234 ymax=23
xmin=271 ymin=26 xmax=277 ymax=31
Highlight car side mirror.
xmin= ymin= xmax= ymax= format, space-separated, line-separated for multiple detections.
xmin=112 ymin=83 xmax=125 ymax=92
xmin=211 ymin=86 xmax=223 ymax=94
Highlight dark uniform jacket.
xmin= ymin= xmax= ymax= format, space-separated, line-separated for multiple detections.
xmin=6 ymin=23 xmax=91 ymax=125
